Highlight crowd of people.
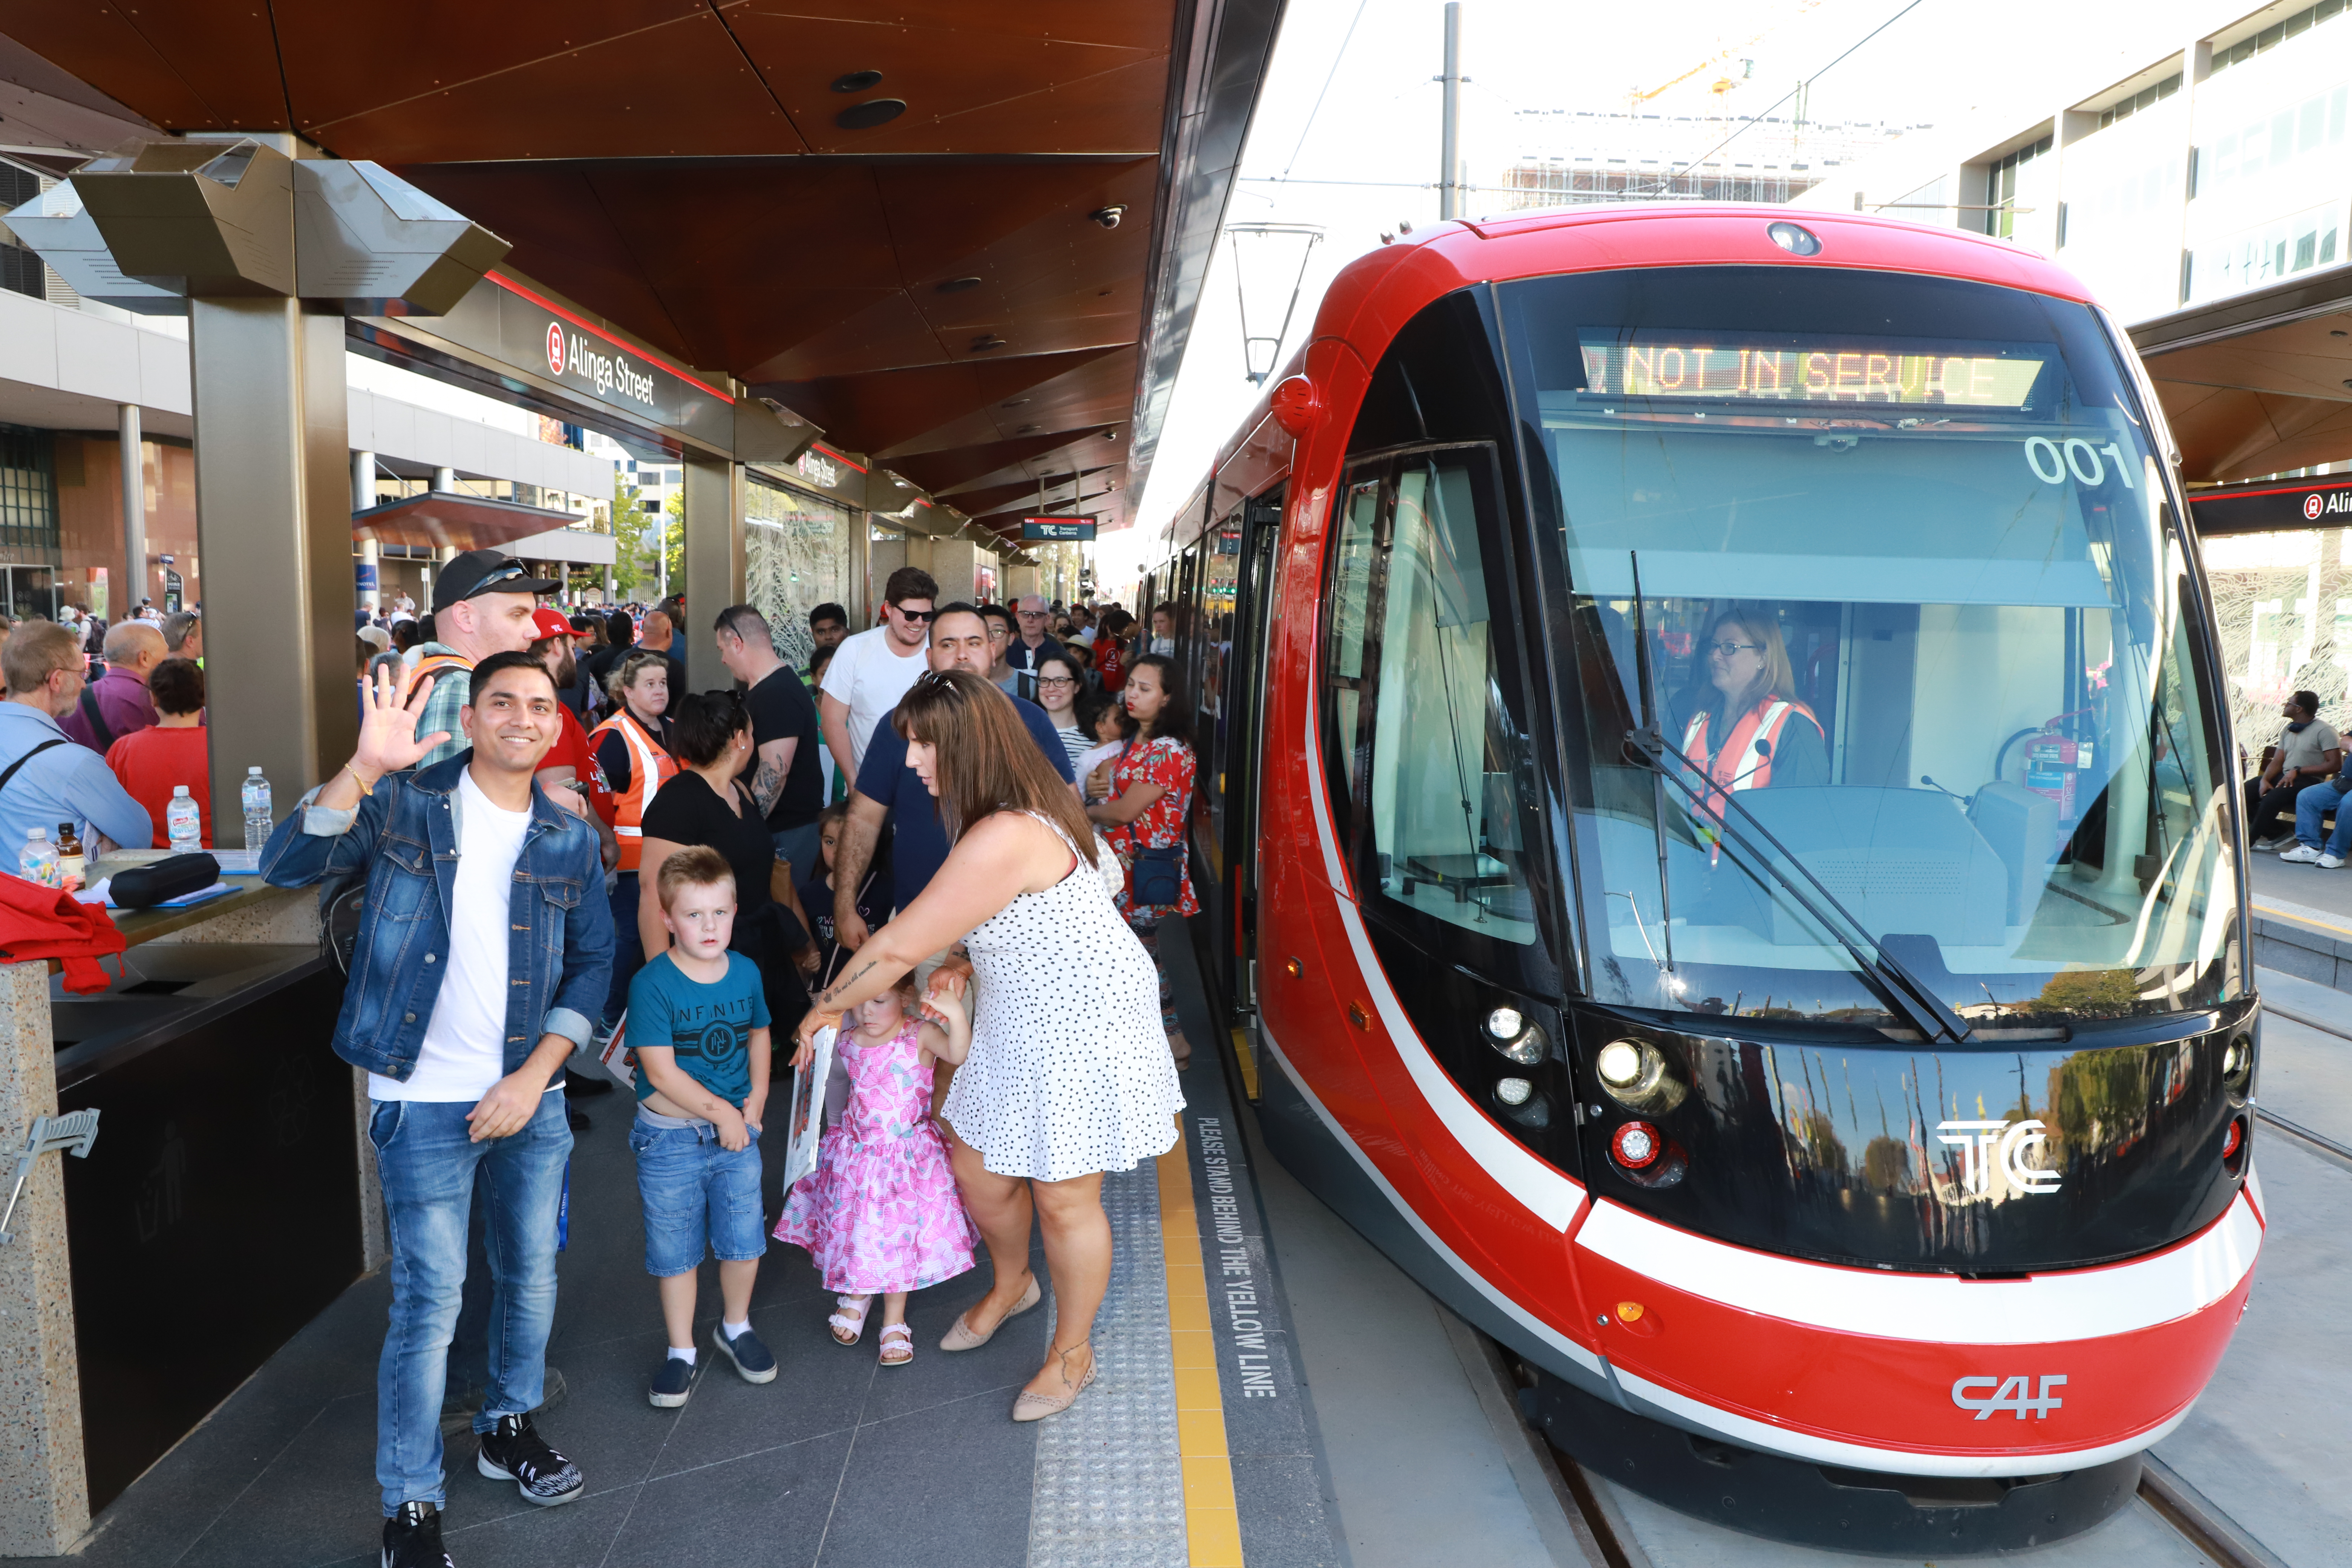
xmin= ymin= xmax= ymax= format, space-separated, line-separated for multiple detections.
xmin=227 ymin=551 xmax=1192 ymax=1568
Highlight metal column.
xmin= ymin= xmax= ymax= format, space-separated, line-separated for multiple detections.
xmin=680 ymin=454 xmax=743 ymax=694
xmin=352 ymin=449 xmax=378 ymax=613
xmin=117 ymin=404 xmax=144 ymax=620
xmin=190 ymin=298 xmax=359 ymax=844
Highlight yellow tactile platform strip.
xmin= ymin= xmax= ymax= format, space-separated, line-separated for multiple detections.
xmin=1159 ymin=1124 xmax=1245 ymax=1567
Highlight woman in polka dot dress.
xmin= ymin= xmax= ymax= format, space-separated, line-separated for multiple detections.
xmin=792 ymin=670 xmax=1182 ymax=1425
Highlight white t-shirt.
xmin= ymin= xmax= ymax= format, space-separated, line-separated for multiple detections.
xmin=819 ymin=625 xmax=928 ymax=779
xmin=369 ymin=770 xmax=540 ymax=1103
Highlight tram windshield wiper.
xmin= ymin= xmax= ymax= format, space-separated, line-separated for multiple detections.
xmin=1621 ymin=725 xmax=1975 ymax=1044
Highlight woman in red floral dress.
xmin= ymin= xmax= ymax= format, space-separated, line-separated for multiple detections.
xmin=1086 ymin=653 xmax=1196 ymax=1067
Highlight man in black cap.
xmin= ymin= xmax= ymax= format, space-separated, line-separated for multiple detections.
xmin=409 ymin=550 xmax=559 ymax=769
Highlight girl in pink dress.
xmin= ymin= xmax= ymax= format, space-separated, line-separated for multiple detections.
xmin=774 ymin=974 xmax=979 ymax=1366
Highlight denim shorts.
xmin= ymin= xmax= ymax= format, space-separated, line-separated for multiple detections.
xmin=628 ymin=1111 xmax=768 ymax=1277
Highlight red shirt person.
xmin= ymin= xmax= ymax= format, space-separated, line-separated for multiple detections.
xmin=105 ymin=657 xmax=209 ymax=846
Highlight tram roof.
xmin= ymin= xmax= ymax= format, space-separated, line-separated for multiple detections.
xmin=0 ymin=2 xmax=1285 ymax=544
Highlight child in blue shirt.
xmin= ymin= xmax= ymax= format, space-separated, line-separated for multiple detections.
xmin=626 ymin=845 xmax=774 ymax=1409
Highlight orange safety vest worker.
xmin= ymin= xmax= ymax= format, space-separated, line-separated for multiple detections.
xmin=1681 ymin=697 xmax=1820 ymax=831
xmin=587 ymin=707 xmax=678 ymax=872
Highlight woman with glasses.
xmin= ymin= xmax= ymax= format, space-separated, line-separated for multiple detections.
xmin=1678 ymin=610 xmax=1827 ymax=821
xmin=1032 ymin=652 xmax=1092 ymax=775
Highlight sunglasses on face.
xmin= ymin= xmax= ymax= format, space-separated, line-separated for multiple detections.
xmin=892 ymin=605 xmax=936 ymax=622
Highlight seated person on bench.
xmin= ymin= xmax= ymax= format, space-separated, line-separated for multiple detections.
xmin=2247 ymin=690 xmax=2340 ymax=852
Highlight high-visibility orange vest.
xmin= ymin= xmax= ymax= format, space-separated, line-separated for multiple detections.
xmin=1682 ymin=697 xmax=1819 ymax=826
xmin=588 ymin=708 xmax=677 ymax=872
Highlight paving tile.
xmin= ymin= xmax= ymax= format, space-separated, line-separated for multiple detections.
xmin=599 ymin=1427 xmax=851 ymax=1568
xmin=819 ymin=1391 xmax=1037 ymax=1568
xmin=643 ymin=1301 xmax=874 ymax=1479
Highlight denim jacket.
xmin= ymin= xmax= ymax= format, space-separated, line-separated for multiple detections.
xmin=260 ymin=752 xmax=614 ymax=1082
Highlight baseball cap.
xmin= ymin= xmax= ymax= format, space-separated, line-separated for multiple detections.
xmin=432 ymin=549 xmax=558 ymax=614
xmin=530 ymin=606 xmax=574 ymax=642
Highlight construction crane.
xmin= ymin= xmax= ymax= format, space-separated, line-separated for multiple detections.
xmin=1627 ymin=2 xmax=1825 ymax=107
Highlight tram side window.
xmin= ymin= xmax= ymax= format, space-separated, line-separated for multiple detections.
xmin=1323 ymin=450 xmax=1543 ymax=946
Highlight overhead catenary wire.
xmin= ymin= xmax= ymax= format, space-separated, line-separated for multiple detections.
xmin=1637 ymin=0 xmax=1930 ymax=194
xmin=1280 ymin=0 xmax=1375 ymax=181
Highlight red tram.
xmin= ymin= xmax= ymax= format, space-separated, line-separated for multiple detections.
xmin=1143 ymin=207 xmax=2261 ymax=1550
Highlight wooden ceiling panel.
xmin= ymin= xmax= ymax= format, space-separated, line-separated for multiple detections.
xmin=2 ymin=1 xmax=274 ymax=130
xmin=305 ymin=9 xmax=807 ymax=162
xmin=728 ymin=14 xmax=1162 ymax=157
xmin=758 ymin=0 xmax=1175 ymax=53
xmin=272 ymin=2 xmax=710 ymax=135
xmin=885 ymin=344 xmax=1136 ymax=457
xmin=2157 ymin=379 xmax=2352 ymax=485
xmin=743 ymin=291 xmax=954 ymax=384
xmin=890 ymin=432 xmax=1102 ymax=497
xmin=753 ymin=346 xmax=1121 ymax=459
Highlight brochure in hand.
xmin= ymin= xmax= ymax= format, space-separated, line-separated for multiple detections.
xmin=781 ymin=1024 xmax=836 ymax=1191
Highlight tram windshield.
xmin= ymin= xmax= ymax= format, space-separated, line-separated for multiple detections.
xmin=1498 ymin=266 xmax=2237 ymax=1029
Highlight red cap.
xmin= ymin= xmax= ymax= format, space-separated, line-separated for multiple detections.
xmin=529 ymin=607 xmax=573 ymax=643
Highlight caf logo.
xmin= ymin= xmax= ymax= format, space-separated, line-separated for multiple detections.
xmin=546 ymin=322 xmax=565 ymax=377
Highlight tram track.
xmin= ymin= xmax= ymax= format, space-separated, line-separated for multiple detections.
xmin=1529 ymin=1423 xmax=2286 ymax=1568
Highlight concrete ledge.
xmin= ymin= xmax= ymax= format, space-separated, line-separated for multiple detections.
xmin=2252 ymin=912 xmax=2352 ymax=992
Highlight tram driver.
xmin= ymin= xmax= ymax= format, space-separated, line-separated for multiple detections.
xmin=1679 ymin=610 xmax=1826 ymax=820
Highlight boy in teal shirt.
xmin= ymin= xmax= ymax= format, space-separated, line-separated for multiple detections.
xmin=626 ymin=845 xmax=774 ymax=1408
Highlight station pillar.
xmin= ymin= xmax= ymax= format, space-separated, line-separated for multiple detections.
xmin=116 ymin=404 xmax=144 ymax=620
xmin=680 ymin=454 xmax=743 ymax=693
xmin=193 ymin=299 xmax=361 ymax=842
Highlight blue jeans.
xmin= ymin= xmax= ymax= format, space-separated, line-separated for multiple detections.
xmin=629 ymin=1113 xmax=767 ymax=1276
xmin=2296 ymin=778 xmax=2352 ymax=854
xmin=370 ymin=1091 xmax=573 ymax=1516
xmin=605 ymin=871 xmax=642 ymax=1027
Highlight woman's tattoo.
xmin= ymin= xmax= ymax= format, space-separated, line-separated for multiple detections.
xmin=816 ymin=958 xmax=879 ymax=1009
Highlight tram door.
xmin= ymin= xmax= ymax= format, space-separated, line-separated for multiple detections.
xmin=1224 ymin=490 xmax=1283 ymax=1043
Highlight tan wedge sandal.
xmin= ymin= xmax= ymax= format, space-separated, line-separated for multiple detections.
xmin=1011 ymin=1341 xmax=1096 ymax=1423
xmin=939 ymin=1272 xmax=1041 ymax=1352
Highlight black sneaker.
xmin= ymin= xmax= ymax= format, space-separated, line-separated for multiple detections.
xmin=382 ymin=1501 xmax=455 ymax=1568
xmin=649 ymin=1354 xmax=694 ymax=1409
xmin=713 ymin=1323 xmax=778 ymax=1383
xmin=474 ymin=1412 xmax=583 ymax=1507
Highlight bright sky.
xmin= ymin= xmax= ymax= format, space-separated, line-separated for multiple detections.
xmin=1104 ymin=0 xmax=2199 ymax=586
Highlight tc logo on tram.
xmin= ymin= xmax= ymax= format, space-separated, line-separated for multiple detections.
xmin=1934 ymin=1118 xmax=2060 ymax=1196
xmin=1952 ymin=1375 xmax=2067 ymax=1420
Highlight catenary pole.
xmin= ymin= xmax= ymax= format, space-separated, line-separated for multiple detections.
xmin=1439 ymin=3 xmax=1463 ymax=220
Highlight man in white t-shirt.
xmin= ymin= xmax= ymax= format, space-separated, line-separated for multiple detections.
xmin=259 ymin=651 xmax=613 ymax=1568
xmin=818 ymin=565 xmax=935 ymax=779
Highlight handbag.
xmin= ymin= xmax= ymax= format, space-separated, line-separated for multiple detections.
xmin=1131 ymin=843 xmax=1184 ymax=907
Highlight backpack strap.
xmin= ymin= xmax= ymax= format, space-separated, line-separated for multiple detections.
xmin=0 ymin=738 xmax=70 ymax=800
xmin=75 ymin=686 xmax=114 ymax=751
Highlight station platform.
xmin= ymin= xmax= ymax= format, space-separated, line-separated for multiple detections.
xmin=19 ymin=920 xmax=1589 ymax=1568
xmin=2247 ymin=851 xmax=2352 ymax=998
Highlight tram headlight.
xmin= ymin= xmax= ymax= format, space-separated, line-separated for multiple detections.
xmin=1495 ymin=1077 xmax=1534 ymax=1106
xmin=2222 ymin=1034 xmax=2252 ymax=1086
xmin=1592 ymin=1038 xmax=1684 ymax=1113
xmin=1484 ymin=1008 xmax=1548 ymax=1067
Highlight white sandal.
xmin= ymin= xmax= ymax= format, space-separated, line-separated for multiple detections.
xmin=828 ymin=1294 xmax=873 ymax=1346
xmin=878 ymin=1322 xmax=914 ymax=1367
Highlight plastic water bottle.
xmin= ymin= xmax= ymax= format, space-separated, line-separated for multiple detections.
xmin=18 ymin=828 xmax=57 ymax=888
xmin=167 ymin=786 xmax=202 ymax=854
xmin=241 ymin=766 xmax=272 ymax=851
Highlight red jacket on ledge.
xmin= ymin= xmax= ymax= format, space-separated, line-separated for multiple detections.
xmin=0 ymin=876 xmax=125 ymax=992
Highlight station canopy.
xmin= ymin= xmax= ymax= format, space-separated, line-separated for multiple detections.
xmin=2 ymin=1 xmax=1282 ymax=545
xmin=2131 ymin=259 xmax=2352 ymax=487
